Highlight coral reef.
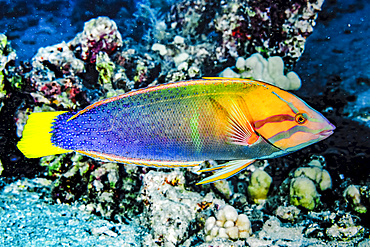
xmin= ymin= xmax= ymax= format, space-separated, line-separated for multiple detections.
xmin=325 ymin=213 xmax=365 ymax=241
xmin=0 ymin=33 xmax=17 ymax=111
xmin=16 ymin=16 xmax=131 ymax=115
xmin=161 ymin=0 xmax=321 ymax=81
xmin=0 ymin=34 xmax=17 ymax=80
xmin=28 ymin=41 xmax=85 ymax=109
xmin=139 ymin=170 xmax=215 ymax=246
xmin=37 ymin=152 xmax=143 ymax=221
xmin=69 ymin=16 xmax=123 ymax=63
xmin=113 ymin=47 xmax=159 ymax=89
xmin=150 ymin=34 xmax=210 ymax=83
xmin=213 ymin=0 xmax=324 ymax=66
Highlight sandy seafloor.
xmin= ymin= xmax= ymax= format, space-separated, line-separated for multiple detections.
xmin=0 ymin=0 xmax=369 ymax=246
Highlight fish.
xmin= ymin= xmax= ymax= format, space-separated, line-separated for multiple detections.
xmin=17 ymin=78 xmax=335 ymax=184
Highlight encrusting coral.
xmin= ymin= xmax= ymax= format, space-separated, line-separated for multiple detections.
xmin=28 ymin=41 xmax=85 ymax=109
xmin=69 ymin=16 xmax=123 ymax=63
xmin=213 ymin=0 xmax=324 ymax=66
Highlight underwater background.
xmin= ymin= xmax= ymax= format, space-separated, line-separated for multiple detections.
xmin=0 ymin=0 xmax=369 ymax=246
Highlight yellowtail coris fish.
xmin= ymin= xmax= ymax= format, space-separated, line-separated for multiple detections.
xmin=17 ymin=78 xmax=335 ymax=184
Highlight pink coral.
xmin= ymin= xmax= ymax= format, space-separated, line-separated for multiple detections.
xmin=40 ymin=81 xmax=62 ymax=97
xmin=70 ymin=17 xmax=123 ymax=63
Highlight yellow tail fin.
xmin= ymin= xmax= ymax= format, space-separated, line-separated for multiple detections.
xmin=17 ymin=111 xmax=72 ymax=158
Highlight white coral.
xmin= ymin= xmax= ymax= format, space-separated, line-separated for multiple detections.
xmin=220 ymin=53 xmax=301 ymax=90
xmin=205 ymin=205 xmax=252 ymax=241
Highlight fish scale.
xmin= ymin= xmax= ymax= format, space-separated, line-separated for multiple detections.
xmin=52 ymin=83 xmax=264 ymax=161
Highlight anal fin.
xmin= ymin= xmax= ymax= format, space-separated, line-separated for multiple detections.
xmin=197 ymin=163 xmax=228 ymax=173
xmin=196 ymin=159 xmax=255 ymax=185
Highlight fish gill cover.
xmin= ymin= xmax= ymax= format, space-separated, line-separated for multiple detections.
xmin=0 ymin=0 xmax=369 ymax=246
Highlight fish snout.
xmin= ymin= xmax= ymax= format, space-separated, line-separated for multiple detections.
xmin=318 ymin=122 xmax=335 ymax=139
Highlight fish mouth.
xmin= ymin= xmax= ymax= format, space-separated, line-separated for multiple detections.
xmin=319 ymin=129 xmax=334 ymax=137
xmin=319 ymin=123 xmax=335 ymax=138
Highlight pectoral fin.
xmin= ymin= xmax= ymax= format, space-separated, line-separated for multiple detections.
xmin=196 ymin=159 xmax=255 ymax=185
xmin=225 ymin=98 xmax=262 ymax=146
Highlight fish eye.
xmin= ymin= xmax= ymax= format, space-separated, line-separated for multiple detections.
xmin=295 ymin=113 xmax=307 ymax=124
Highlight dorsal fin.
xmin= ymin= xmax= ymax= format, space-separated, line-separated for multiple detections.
xmin=68 ymin=79 xmax=226 ymax=122
xmin=202 ymin=77 xmax=251 ymax=81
